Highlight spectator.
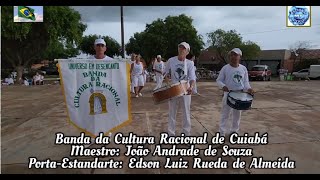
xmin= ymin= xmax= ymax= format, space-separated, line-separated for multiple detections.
xmin=2 ymin=75 xmax=14 ymax=85
xmin=33 ymin=72 xmax=44 ymax=85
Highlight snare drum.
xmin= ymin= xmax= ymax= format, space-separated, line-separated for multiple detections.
xmin=227 ymin=91 xmax=254 ymax=110
xmin=152 ymin=80 xmax=188 ymax=104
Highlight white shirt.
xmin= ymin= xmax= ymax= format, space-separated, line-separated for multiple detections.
xmin=33 ymin=75 xmax=43 ymax=81
xmin=132 ymin=62 xmax=143 ymax=76
xmin=153 ymin=61 xmax=165 ymax=75
xmin=164 ymin=56 xmax=196 ymax=84
xmin=5 ymin=78 xmax=14 ymax=85
xmin=216 ymin=64 xmax=251 ymax=91
xmin=89 ymin=55 xmax=113 ymax=60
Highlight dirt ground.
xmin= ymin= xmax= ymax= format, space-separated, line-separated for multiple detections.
xmin=1 ymin=79 xmax=320 ymax=174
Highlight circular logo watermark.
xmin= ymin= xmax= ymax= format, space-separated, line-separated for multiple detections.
xmin=287 ymin=6 xmax=311 ymax=27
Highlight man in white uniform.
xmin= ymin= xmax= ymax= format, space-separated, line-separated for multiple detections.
xmin=216 ymin=48 xmax=254 ymax=137
xmin=89 ymin=38 xmax=114 ymax=60
xmin=89 ymin=39 xmax=114 ymax=114
xmin=153 ymin=55 xmax=165 ymax=90
xmin=86 ymin=38 xmax=114 ymax=147
xmin=164 ymin=42 xmax=196 ymax=136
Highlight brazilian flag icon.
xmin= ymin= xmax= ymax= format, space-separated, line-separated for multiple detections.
xmin=18 ymin=6 xmax=36 ymax=21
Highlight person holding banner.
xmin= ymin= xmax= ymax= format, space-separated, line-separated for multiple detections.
xmin=164 ymin=42 xmax=196 ymax=136
xmin=89 ymin=38 xmax=114 ymax=60
xmin=86 ymin=38 xmax=114 ymax=147
xmin=90 ymin=38 xmax=114 ymax=115
xmin=130 ymin=54 xmax=145 ymax=98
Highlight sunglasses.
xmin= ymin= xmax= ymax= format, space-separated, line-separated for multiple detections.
xmin=96 ymin=44 xmax=105 ymax=47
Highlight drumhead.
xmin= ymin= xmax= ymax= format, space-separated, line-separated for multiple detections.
xmin=228 ymin=92 xmax=253 ymax=101
xmin=153 ymin=80 xmax=188 ymax=93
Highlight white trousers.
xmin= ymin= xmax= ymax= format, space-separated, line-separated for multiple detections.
xmin=168 ymin=95 xmax=191 ymax=136
xmin=132 ymin=75 xmax=145 ymax=87
xmin=130 ymin=75 xmax=135 ymax=92
xmin=219 ymin=92 xmax=242 ymax=136
xmin=154 ymin=74 xmax=164 ymax=90
xmin=130 ymin=83 xmax=135 ymax=92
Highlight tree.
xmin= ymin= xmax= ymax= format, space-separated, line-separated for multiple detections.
xmin=207 ymin=29 xmax=261 ymax=65
xmin=42 ymin=40 xmax=80 ymax=61
xmin=289 ymin=41 xmax=314 ymax=72
xmin=79 ymin=35 xmax=121 ymax=57
xmin=163 ymin=15 xmax=204 ymax=59
xmin=125 ymin=14 xmax=204 ymax=66
xmin=2 ymin=6 xmax=87 ymax=82
xmin=125 ymin=32 xmax=145 ymax=55
xmin=239 ymin=41 xmax=261 ymax=67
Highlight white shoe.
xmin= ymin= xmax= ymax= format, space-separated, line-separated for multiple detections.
xmin=135 ymin=95 xmax=139 ymax=98
xmin=139 ymin=93 xmax=142 ymax=97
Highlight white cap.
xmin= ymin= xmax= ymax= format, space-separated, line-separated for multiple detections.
xmin=230 ymin=48 xmax=242 ymax=56
xmin=94 ymin=38 xmax=106 ymax=46
xmin=157 ymin=55 xmax=162 ymax=59
xmin=178 ymin=42 xmax=190 ymax=52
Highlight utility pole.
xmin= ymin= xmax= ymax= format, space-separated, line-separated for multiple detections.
xmin=120 ymin=6 xmax=125 ymax=58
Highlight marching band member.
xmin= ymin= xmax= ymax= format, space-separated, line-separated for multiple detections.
xmin=130 ymin=54 xmax=145 ymax=98
xmin=153 ymin=55 xmax=165 ymax=90
xmin=216 ymin=48 xmax=254 ymax=138
xmin=130 ymin=53 xmax=136 ymax=93
xmin=89 ymin=39 xmax=114 ymax=115
xmin=164 ymin=42 xmax=196 ymax=136
xmin=90 ymin=38 xmax=113 ymax=60
xmin=86 ymin=38 xmax=114 ymax=147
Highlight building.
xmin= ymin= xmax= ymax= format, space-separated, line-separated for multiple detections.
xmin=243 ymin=49 xmax=291 ymax=75
xmin=197 ymin=48 xmax=320 ymax=74
xmin=285 ymin=49 xmax=320 ymax=72
xmin=196 ymin=48 xmax=225 ymax=71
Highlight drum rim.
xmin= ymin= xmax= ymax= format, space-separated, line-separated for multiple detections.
xmin=153 ymin=92 xmax=186 ymax=104
xmin=153 ymin=80 xmax=188 ymax=93
xmin=228 ymin=91 xmax=253 ymax=100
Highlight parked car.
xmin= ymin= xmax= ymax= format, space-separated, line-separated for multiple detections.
xmin=309 ymin=65 xmax=320 ymax=79
xmin=38 ymin=64 xmax=59 ymax=75
xmin=292 ymin=68 xmax=309 ymax=79
xmin=248 ymin=65 xmax=272 ymax=81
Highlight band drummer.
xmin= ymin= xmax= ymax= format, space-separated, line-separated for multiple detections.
xmin=153 ymin=55 xmax=165 ymax=90
xmin=216 ymin=48 xmax=254 ymax=138
xmin=163 ymin=42 xmax=196 ymax=136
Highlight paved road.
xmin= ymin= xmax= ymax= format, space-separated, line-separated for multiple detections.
xmin=2 ymin=80 xmax=320 ymax=174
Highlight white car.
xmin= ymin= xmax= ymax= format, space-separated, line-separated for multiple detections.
xmin=309 ymin=65 xmax=320 ymax=79
xmin=292 ymin=69 xmax=309 ymax=79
